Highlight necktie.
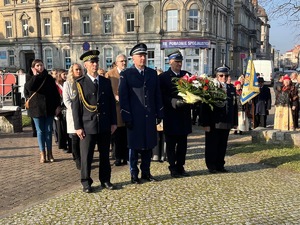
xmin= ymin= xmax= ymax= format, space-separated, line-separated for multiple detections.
xmin=141 ymin=71 xmax=144 ymax=76
xmin=94 ymin=79 xmax=98 ymax=90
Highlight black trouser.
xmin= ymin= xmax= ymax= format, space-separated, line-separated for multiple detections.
xmin=205 ymin=128 xmax=230 ymax=170
xmin=165 ymin=134 xmax=188 ymax=173
xmin=152 ymin=131 xmax=166 ymax=160
xmin=71 ymin=134 xmax=80 ymax=161
xmin=255 ymin=114 xmax=267 ymax=128
xmin=292 ymin=108 xmax=299 ymax=128
xmin=80 ymin=132 xmax=111 ymax=188
xmin=114 ymin=126 xmax=128 ymax=161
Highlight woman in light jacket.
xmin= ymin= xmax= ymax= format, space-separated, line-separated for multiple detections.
xmin=63 ymin=63 xmax=83 ymax=169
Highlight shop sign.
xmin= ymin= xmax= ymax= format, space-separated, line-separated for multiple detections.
xmin=161 ymin=39 xmax=210 ymax=49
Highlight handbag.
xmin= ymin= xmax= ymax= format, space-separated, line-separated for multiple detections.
xmin=25 ymin=77 xmax=47 ymax=109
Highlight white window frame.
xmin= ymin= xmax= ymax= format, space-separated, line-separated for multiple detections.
xmin=7 ymin=50 xmax=14 ymax=66
xmin=5 ymin=21 xmax=12 ymax=38
xmin=147 ymin=50 xmax=155 ymax=69
xmin=167 ymin=10 xmax=178 ymax=31
xmin=126 ymin=12 xmax=134 ymax=33
xmin=62 ymin=17 xmax=70 ymax=35
xmin=103 ymin=14 xmax=112 ymax=34
xmin=188 ymin=9 xmax=200 ymax=31
xmin=103 ymin=47 xmax=113 ymax=70
xmin=82 ymin=15 xmax=90 ymax=35
xmin=63 ymin=49 xmax=71 ymax=70
xmin=44 ymin=48 xmax=53 ymax=70
xmin=44 ymin=18 xmax=51 ymax=36
xmin=22 ymin=19 xmax=29 ymax=37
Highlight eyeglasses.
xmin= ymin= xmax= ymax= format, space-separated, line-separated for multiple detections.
xmin=218 ymin=74 xmax=229 ymax=78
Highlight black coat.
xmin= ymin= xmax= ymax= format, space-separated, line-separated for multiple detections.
xmin=24 ymin=69 xmax=60 ymax=118
xmin=72 ymin=74 xmax=117 ymax=134
xmin=119 ymin=66 xmax=163 ymax=150
xmin=199 ymin=83 xmax=238 ymax=129
xmin=254 ymin=85 xmax=271 ymax=115
xmin=159 ymin=68 xmax=192 ymax=135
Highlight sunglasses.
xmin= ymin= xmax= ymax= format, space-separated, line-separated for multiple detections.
xmin=218 ymin=74 xmax=229 ymax=78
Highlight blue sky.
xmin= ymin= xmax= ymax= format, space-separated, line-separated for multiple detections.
xmin=268 ymin=18 xmax=299 ymax=54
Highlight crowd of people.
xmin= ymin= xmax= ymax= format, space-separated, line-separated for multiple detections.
xmin=24 ymin=43 xmax=300 ymax=193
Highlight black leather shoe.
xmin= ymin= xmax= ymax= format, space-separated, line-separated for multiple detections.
xmin=170 ymin=171 xmax=181 ymax=178
xmin=208 ymin=169 xmax=218 ymax=174
xmin=217 ymin=168 xmax=229 ymax=173
xmin=83 ymin=186 xmax=92 ymax=193
xmin=122 ymin=160 xmax=128 ymax=165
xmin=141 ymin=174 xmax=158 ymax=182
xmin=131 ymin=176 xmax=141 ymax=184
xmin=114 ymin=160 xmax=122 ymax=166
xmin=101 ymin=182 xmax=115 ymax=190
xmin=179 ymin=170 xmax=190 ymax=177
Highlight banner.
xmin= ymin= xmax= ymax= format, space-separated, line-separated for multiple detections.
xmin=241 ymin=56 xmax=260 ymax=105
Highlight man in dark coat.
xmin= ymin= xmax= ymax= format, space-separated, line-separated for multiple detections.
xmin=119 ymin=43 xmax=163 ymax=184
xmin=159 ymin=50 xmax=192 ymax=178
xmin=254 ymin=77 xmax=272 ymax=128
xmin=199 ymin=66 xmax=238 ymax=173
xmin=72 ymin=50 xmax=117 ymax=193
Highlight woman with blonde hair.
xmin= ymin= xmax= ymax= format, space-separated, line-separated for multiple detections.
xmin=63 ymin=63 xmax=83 ymax=169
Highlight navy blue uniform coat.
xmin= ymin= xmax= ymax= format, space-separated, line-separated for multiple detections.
xmin=159 ymin=68 xmax=192 ymax=135
xmin=72 ymin=75 xmax=117 ymax=134
xmin=119 ymin=66 xmax=163 ymax=150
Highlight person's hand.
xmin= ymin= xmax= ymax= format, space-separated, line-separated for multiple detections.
xmin=125 ymin=122 xmax=133 ymax=129
xmin=292 ymin=106 xmax=296 ymax=111
xmin=111 ymin=125 xmax=117 ymax=134
xmin=31 ymin=67 xmax=38 ymax=76
xmin=76 ymin=129 xmax=86 ymax=140
xmin=171 ymin=98 xmax=186 ymax=109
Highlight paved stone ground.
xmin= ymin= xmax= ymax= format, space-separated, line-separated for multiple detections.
xmin=0 ymin=125 xmax=300 ymax=224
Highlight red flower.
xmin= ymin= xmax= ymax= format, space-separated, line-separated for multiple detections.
xmin=205 ymin=79 xmax=209 ymax=84
xmin=203 ymin=86 xmax=209 ymax=91
xmin=189 ymin=75 xmax=197 ymax=82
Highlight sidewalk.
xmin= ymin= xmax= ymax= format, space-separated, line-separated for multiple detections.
xmin=0 ymin=126 xmax=300 ymax=224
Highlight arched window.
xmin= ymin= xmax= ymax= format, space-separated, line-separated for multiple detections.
xmin=188 ymin=4 xmax=200 ymax=31
xmin=166 ymin=3 xmax=178 ymax=31
xmin=144 ymin=5 xmax=155 ymax=32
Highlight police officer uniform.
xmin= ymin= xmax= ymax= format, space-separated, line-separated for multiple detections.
xmin=118 ymin=43 xmax=163 ymax=184
xmin=199 ymin=66 xmax=238 ymax=173
xmin=159 ymin=50 xmax=192 ymax=178
xmin=72 ymin=50 xmax=117 ymax=192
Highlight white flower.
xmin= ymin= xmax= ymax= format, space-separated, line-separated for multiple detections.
xmin=192 ymin=80 xmax=201 ymax=88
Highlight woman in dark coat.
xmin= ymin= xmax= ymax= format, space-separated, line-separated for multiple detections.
xmin=24 ymin=59 xmax=60 ymax=163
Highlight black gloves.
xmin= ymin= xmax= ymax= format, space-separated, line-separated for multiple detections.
xmin=171 ymin=98 xmax=186 ymax=109
xmin=156 ymin=118 xmax=162 ymax=125
xmin=125 ymin=122 xmax=133 ymax=129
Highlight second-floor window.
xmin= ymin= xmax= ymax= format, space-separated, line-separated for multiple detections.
xmin=103 ymin=14 xmax=112 ymax=34
xmin=82 ymin=15 xmax=90 ymax=34
xmin=167 ymin=10 xmax=178 ymax=31
xmin=22 ymin=19 xmax=29 ymax=37
xmin=4 ymin=0 xmax=10 ymax=5
xmin=5 ymin=21 xmax=12 ymax=38
xmin=62 ymin=17 xmax=70 ymax=35
xmin=189 ymin=9 xmax=199 ymax=31
xmin=21 ymin=0 xmax=27 ymax=3
xmin=44 ymin=18 xmax=51 ymax=36
xmin=126 ymin=13 xmax=134 ymax=33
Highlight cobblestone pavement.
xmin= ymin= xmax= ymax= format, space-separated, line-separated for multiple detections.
xmin=0 ymin=126 xmax=300 ymax=224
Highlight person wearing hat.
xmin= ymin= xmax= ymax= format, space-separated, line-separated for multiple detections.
xmin=253 ymin=77 xmax=271 ymax=128
xmin=198 ymin=66 xmax=238 ymax=173
xmin=158 ymin=50 xmax=192 ymax=178
xmin=118 ymin=43 xmax=163 ymax=184
xmin=72 ymin=50 xmax=117 ymax=193
xmin=274 ymin=74 xmax=298 ymax=130
xmin=233 ymin=80 xmax=250 ymax=134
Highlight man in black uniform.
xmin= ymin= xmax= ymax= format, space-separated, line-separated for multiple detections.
xmin=159 ymin=50 xmax=192 ymax=178
xmin=199 ymin=66 xmax=238 ymax=173
xmin=72 ymin=50 xmax=117 ymax=193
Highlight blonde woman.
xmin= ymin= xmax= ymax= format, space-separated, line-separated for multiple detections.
xmin=63 ymin=63 xmax=83 ymax=169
